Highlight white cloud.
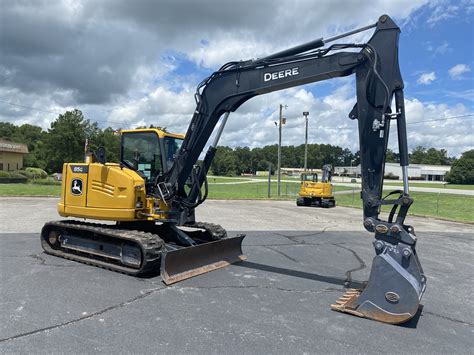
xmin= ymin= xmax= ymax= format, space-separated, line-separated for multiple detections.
xmin=425 ymin=41 xmax=451 ymax=55
xmin=426 ymin=0 xmax=460 ymax=25
xmin=448 ymin=64 xmax=471 ymax=80
xmin=417 ymin=72 xmax=436 ymax=85
xmin=3 ymin=0 xmax=473 ymax=158
xmin=389 ymin=98 xmax=473 ymax=156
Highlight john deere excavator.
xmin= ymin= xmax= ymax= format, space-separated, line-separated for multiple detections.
xmin=41 ymin=15 xmax=426 ymax=324
xmin=297 ymin=164 xmax=335 ymax=207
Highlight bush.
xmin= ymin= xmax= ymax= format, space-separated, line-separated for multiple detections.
xmin=384 ymin=173 xmax=399 ymax=180
xmin=30 ymin=178 xmax=61 ymax=185
xmin=18 ymin=167 xmax=48 ymax=179
xmin=0 ymin=171 xmax=28 ymax=183
xmin=409 ymin=176 xmax=425 ymax=181
xmin=446 ymin=150 xmax=474 ymax=184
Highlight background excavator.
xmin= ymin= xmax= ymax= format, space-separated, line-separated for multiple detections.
xmin=41 ymin=14 xmax=426 ymax=325
xmin=297 ymin=164 xmax=335 ymax=207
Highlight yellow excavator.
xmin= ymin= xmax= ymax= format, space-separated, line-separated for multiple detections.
xmin=297 ymin=164 xmax=335 ymax=208
xmin=41 ymin=15 xmax=426 ymax=325
xmin=42 ymin=128 xmax=246 ymax=284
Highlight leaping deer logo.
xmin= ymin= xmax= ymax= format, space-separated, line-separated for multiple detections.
xmin=71 ymin=179 xmax=83 ymax=195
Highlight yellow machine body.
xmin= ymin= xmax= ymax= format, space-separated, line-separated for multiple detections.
xmin=296 ymin=172 xmax=335 ymax=208
xmin=298 ymin=178 xmax=333 ymax=199
xmin=57 ymin=128 xmax=183 ymax=222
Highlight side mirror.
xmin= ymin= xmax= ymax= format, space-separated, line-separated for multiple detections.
xmin=93 ymin=147 xmax=107 ymax=164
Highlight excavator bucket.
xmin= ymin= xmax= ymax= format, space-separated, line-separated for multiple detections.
xmin=161 ymin=234 xmax=246 ymax=285
xmin=331 ymin=240 xmax=426 ymax=324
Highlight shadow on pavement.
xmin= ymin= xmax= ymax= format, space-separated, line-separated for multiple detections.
xmin=236 ymin=260 xmax=367 ymax=289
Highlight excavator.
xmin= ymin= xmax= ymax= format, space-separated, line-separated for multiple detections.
xmin=297 ymin=164 xmax=335 ymax=207
xmin=41 ymin=15 xmax=426 ymax=324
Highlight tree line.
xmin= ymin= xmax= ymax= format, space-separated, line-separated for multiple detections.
xmin=0 ymin=110 xmax=120 ymax=173
xmin=1 ymin=109 xmax=472 ymax=183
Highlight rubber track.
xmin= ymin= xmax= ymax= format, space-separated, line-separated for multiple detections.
xmin=41 ymin=220 xmax=164 ymax=276
xmin=184 ymin=221 xmax=227 ymax=240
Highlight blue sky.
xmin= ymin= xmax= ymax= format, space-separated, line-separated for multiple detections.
xmin=0 ymin=0 xmax=473 ymax=156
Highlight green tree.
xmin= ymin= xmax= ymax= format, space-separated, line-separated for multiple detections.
xmin=90 ymin=127 xmax=121 ymax=163
xmin=385 ymin=149 xmax=399 ymax=163
xmin=0 ymin=122 xmax=47 ymax=168
xmin=0 ymin=122 xmax=18 ymax=139
xmin=410 ymin=146 xmax=454 ymax=165
xmin=410 ymin=146 xmax=426 ymax=164
xmin=43 ymin=109 xmax=97 ymax=173
xmin=445 ymin=150 xmax=474 ymax=184
xmin=211 ymin=146 xmax=237 ymax=176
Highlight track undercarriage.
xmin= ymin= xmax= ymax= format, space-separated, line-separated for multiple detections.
xmin=41 ymin=220 xmax=246 ymax=284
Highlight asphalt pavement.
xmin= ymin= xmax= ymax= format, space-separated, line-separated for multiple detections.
xmin=0 ymin=198 xmax=473 ymax=354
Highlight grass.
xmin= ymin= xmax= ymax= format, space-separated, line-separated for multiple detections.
xmin=207 ymin=177 xmax=252 ymax=183
xmin=383 ymin=182 xmax=474 ymax=190
xmin=0 ymin=183 xmax=61 ymax=196
xmin=336 ymin=189 xmax=474 ymax=223
xmin=338 ymin=180 xmax=474 ymax=190
xmin=1 ymin=181 xmax=471 ymax=223
xmin=207 ymin=181 xmax=301 ymax=199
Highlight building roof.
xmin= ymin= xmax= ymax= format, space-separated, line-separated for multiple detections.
xmin=0 ymin=139 xmax=29 ymax=154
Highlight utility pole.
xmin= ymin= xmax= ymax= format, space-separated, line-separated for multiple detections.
xmin=276 ymin=104 xmax=287 ymax=196
xmin=303 ymin=111 xmax=309 ymax=171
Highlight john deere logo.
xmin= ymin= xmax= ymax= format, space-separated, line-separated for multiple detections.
xmin=71 ymin=178 xmax=83 ymax=196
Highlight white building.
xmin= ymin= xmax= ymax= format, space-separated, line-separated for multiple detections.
xmin=335 ymin=163 xmax=451 ymax=181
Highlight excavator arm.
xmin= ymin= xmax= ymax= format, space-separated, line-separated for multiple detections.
xmin=160 ymin=14 xmax=426 ymax=324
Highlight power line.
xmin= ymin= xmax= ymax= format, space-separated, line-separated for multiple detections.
xmin=0 ymin=99 xmax=63 ymax=115
xmin=406 ymin=114 xmax=474 ymax=125
xmin=1 ymin=99 xmax=473 ymax=127
xmin=0 ymin=99 xmax=125 ymax=126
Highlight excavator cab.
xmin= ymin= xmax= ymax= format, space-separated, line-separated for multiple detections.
xmin=301 ymin=173 xmax=318 ymax=183
xmin=121 ymin=130 xmax=183 ymax=182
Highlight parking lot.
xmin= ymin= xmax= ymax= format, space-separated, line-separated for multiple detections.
xmin=1 ymin=197 xmax=473 ymax=354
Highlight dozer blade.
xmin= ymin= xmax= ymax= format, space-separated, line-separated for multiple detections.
xmin=331 ymin=241 xmax=426 ymax=324
xmin=161 ymin=234 xmax=246 ymax=285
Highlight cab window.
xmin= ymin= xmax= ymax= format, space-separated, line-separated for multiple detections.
xmin=122 ymin=132 xmax=162 ymax=182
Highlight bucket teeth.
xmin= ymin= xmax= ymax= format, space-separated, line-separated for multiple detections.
xmin=330 ymin=289 xmax=362 ymax=313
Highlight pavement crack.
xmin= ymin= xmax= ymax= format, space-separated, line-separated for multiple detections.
xmin=28 ymin=253 xmax=78 ymax=268
xmin=249 ymin=242 xmax=326 ymax=247
xmin=180 ymin=284 xmax=343 ymax=295
xmin=275 ymin=225 xmax=336 ymax=244
xmin=264 ymin=246 xmax=299 ymax=262
xmin=331 ymin=243 xmax=366 ymax=287
xmin=423 ymin=311 xmax=474 ymax=326
xmin=0 ymin=286 xmax=167 ymax=343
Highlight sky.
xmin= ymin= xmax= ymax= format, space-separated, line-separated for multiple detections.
xmin=0 ymin=0 xmax=473 ymax=156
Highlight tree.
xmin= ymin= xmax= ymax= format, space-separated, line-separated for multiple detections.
xmin=410 ymin=146 xmax=426 ymax=164
xmin=211 ymin=146 xmax=237 ymax=176
xmin=410 ymin=146 xmax=454 ymax=165
xmin=385 ymin=149 xmax=399 ymax=163
xmin=42 ymin=109 xmax=98 ymax=173
xmin=445 ymin=150 xmax=474 ymax=184
xmin=90 ymin=127 xmax=121 ymax=163
xmin=234 ymin=146 xmax=253 ymax=174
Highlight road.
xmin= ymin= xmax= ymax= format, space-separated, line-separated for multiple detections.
xmin=207 ymin=176 xmax=474 ymax=196
xmin=333 ymin=183 xmax=474 ymax=196
xmin=0 ymin=198 xmax=473 ymax=354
